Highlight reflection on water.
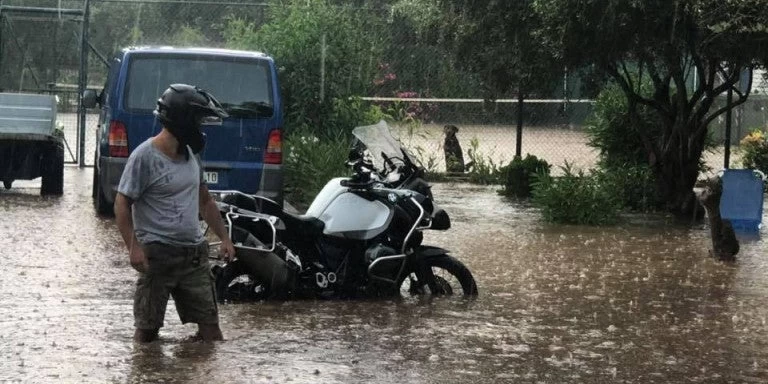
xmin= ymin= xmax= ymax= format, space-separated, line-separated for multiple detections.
xmin=1 ymin=169 xmax=768 ymax=383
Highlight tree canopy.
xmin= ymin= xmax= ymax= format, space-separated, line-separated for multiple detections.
xmin=533 ymin=0 xmax=768 ymax=215
xmin=439 ymin=0 xmax=562 ymax=100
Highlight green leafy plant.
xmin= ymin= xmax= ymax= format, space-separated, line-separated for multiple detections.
xmin=584 ymin=83 xmax=672 ymax=212
xmin=740 ymin=129 xmax=768 ymax=175
xmin=531 ymin=162 xmax=623 ymax=225
xmin=282 ymin=97 xmax=387 ymax=207
xmin=465 ymin=137 xmax=503 ymax=185
xmin=283 ymin=128 xmax=351 ymax=208
xmin=596 ymin=163 xmax=661 ymax=212
xmin=585 ymin=83 xmax=661 ymax=169
xmin=499 ymin=154 xmax=551 ymax=198
xmin=223 ymin=1 xmax=386 ymax=133
xmin=319 ymin=97 xmax=389 ymax=141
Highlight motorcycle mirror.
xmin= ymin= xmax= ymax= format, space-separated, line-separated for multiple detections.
xmin=348 ymin=148 xmax=363 ymax=163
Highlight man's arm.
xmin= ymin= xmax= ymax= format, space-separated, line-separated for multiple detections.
xmin=199 ymin=184 xmax=235 ymax=261
xmin=114 ymin=193 xmax=148 ymax=272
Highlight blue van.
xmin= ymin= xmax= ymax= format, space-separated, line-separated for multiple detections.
xmin=84 ymin=47 xmax=284 ymax=214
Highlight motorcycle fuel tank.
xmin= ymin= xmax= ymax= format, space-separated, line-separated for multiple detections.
xmin=305 ymin=178 xmax=393 ymax=240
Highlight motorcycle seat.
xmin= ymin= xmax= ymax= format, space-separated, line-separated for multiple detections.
xmin=281 ymin=211 xmax=325 ymax=237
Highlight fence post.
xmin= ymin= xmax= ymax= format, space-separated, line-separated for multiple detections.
xmin=515 ymin=92 xmax=523 ymax=158
xmin=77 ymin=0 xmax=90 ymax=167
xmin=724 ymin=86 xmax=733 ymax=169
xmin=0 ymin=5 xmax=3 ymax=83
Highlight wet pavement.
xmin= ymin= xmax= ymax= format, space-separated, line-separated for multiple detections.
xmin=2 ymin=167 xmax=768 ymax=383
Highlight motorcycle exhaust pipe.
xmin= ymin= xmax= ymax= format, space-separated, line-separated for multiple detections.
xmin=235 ymin=246 xmax=293 ymax=296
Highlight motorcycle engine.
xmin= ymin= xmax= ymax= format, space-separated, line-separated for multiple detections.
xmin=365 ymin=243 xmax=398 ymax=265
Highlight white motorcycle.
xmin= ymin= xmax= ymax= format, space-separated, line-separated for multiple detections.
xmin=210 ymin=120 xmax=478 ymax=301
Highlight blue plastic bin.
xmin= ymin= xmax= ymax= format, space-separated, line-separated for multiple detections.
xmin=720 ymin=169 xmax=765 ymax=232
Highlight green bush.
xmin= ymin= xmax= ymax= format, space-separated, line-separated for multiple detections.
xmin=740 ymin=129 xmax=768 ymax=175
xmin=315 ymin=97 xmax=389 ymax=141
xmin=531 ymin=163 xmax=623 ymax=225
xmin=284 ymin=128 xmax=351 ymax=208
xmin=283 ymin=98 xmax=386 ymax=207
xmin=596 ymin=163 xmax=661 ymax=212
xmin=585 ymin=83 xmax=661 ymax=169
xmin=583 ymin=82 xmax=668 ymax=212
xmin=499 ymin=154 xmax=551 ymax=198
xmin=223 ymin=1 xmax=385 ymax=133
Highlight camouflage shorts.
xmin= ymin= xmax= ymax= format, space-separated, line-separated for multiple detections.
xmin=134 ymin=241 xmax=218 ymax=330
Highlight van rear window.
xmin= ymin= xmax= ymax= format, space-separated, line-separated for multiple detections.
xmin=125 ymin=55 xmax=274 ymax=118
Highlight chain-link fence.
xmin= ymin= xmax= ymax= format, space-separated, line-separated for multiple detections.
xmin=359 ymin=98 xmax=597 ymax=174
xmin=1 ymin=0 xmax=766 ymax=173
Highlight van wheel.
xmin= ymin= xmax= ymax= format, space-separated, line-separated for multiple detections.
xmin=3 ymin=180 xmax=12 ymax=189
xmin=93 ymin=161 xmax=113 ymax=215
xmin=40 ymin=141 xmax=64 ymax=195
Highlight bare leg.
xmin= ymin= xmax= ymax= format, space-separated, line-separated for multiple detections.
xmin=196 ymin=324 xmax=223 ymax=341
xmin=134 ymin=328 xmax=159 ymax=343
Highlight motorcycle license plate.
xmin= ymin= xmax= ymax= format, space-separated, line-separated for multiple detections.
xmin=204 ymin=171 xmax=219 ymax=184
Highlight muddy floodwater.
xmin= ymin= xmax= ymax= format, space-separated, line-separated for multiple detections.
xmin=2 ymin=168 xmax=768 ymax=383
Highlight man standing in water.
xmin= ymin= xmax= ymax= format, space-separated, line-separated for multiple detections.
xmin=115 ymin=84 xmax=236 ymax=343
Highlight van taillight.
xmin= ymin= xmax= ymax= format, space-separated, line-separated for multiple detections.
xmin=108 ymin=120 xmax=129 ymax=157
xmin=265 ymin=129 xmax=282 ymax=164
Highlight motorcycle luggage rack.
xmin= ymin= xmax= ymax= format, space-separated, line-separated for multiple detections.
xmin=208 ymin=190 xmax=279 ymax=253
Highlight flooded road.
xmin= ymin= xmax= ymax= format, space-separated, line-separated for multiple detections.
xmin=2 ymin=167 xmax=768 ymax=383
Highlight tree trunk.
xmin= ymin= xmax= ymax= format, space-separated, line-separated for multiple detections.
xmin=651 ymin=118 xmax=710 ymax=219
xmin=654 ymin=150 xmax=704 ymax=219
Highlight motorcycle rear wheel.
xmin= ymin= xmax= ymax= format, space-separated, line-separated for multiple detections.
xmin=215 ymin=260 xmax=269 ymax=303
xmin=398 ymin=255 xmax=478 ymax=297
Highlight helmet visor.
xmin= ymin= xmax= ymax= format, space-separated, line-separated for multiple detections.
xmin=194 ymin=87 xmax=229 ymax=126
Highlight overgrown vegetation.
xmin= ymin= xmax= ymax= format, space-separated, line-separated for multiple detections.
xmin=465 ymin=138 xmax=503 ymax=185
xmin=583 ymin=84 xmax=664 ymax=212
xmin=585 ymin=84 xmax=660 ymax=169
xmin=281 ymin=98 xmax=387 ymax=206
xmin=740 ymin=129 xmax=768 ymax=176
xmin=499 ymin=154 xmax=550 ymax=198
xmin=529 ymin=83 xmax=666 ymax=224
xmin=531 ymin=163 xmax=623 ymax=226
xmin=534 ymin=0 xmax=768 ymax=217
xmin=223 ymin=1 xmax=386 ymax=135
xmin=283 ymin=128 xmax=351 ymax=208
xmin=596 ymin=164 xmax=659 ymax=213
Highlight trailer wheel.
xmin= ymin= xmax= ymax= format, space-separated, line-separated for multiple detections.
xmin=41 ymin=141 xmax=64 ymax=195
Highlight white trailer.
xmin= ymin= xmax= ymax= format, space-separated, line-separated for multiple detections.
xmin=0 ymin=93 xmax=64 ymax=195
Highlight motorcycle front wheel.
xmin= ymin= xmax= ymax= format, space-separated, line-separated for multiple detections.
xmin=398 ymin=255 xmax=478 ymax=297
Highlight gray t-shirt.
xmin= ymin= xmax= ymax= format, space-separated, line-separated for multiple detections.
xmin=117 ymin=138 xmax=205 ymax=246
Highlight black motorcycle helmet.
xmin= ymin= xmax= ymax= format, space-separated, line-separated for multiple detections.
xmin=153 ymin=84 xmax=228 ymax=156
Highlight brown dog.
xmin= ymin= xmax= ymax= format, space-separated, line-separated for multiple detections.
xmin=444 ymin=125 xmax=466 ymax=173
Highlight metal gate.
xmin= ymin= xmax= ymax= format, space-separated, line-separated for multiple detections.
xmin=0 ymin=0 xmax=92 ymax=166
